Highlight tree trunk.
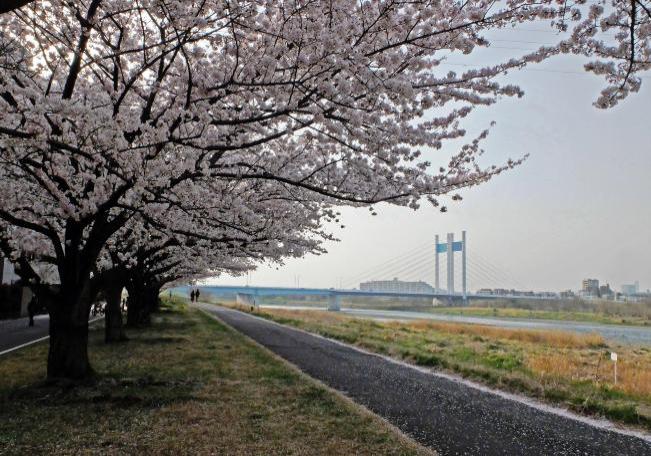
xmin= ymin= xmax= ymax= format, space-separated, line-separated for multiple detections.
xmin=48 ymin=318 xmax=91 ymax=379
xmin=47 ymin=287 xmax=92 ymax=380
xmin=104 ymin=280 xmax=126 ymax=343
xmin=0 ymin=0 xmax=34 ymax=15
xmin=148 ymin=285 xmax=161 ymax=313
xmin=126 ymin=281 xmax=150 ymax=328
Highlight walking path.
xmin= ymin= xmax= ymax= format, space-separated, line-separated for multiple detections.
xmin=0 ymin=315 xmax=50 ymax=355
xmin=197 ymin=304 xmax=651 ymax=456
xmin=0 ymin=314 xmax=103 ymax=356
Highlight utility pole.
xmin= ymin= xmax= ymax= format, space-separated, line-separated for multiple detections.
xmin=434 ymin=234 xmax=440 ymax=292
xmin=462 ymin=230 xmax=467 ymax=302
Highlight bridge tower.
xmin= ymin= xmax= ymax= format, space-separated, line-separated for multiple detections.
xmin=434 ymin=231 xmax=467 ymax=300
xmin=447 ymin=233 xmax=454 ymax=294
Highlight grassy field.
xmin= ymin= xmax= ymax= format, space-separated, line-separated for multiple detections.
xmin=426 ymin=306 xmax=651 ymax=326
xmin=223 ymin=303 xmax=651 ymax=429
xmin=0 ymin=299 xmax=430 ymax=455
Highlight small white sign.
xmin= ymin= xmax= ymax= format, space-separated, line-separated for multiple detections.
xmin=611 ymin=352 xmax=618 ymax=362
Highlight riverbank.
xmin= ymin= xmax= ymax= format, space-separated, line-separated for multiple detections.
xmin=223 ymin=303 xmax=651 ymax=430
xmin=0 ymin=300 xmax=428 ymax=455
xmin=427 ymin=306 xmax=651 ymax=327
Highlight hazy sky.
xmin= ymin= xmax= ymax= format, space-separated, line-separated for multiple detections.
xmin=207 ymin=27 xmax=651 ymax=293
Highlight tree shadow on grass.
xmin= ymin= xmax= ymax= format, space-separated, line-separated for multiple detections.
xmin=2 ymin=374 xmax=203 ymax=410
xmin=131 ymin=336 xmax=188 ymax=345
xmin=148 ymin=319 xmax=197 ymax=332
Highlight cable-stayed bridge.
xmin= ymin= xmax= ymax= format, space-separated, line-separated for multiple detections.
xmin=340 ymin=231 xmax=527 ymax=294
xmin=203 ymin=232 xmax=548 ymax=311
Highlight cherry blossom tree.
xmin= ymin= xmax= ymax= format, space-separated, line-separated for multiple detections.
xmin=0 ymin=0 xmax=588 ymax=379
xmin=558 ymin=0 xmax=651 ymax=107
xmin=99 ymin=184 xmax=334 ymax=337
xmin=2 ymin=0 xmax=649 ymax=104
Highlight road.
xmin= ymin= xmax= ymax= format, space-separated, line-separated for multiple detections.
xmin=198 ymin=304 xmax=651 ymax=456
xmin=260 ymin=305 xmax=651 ymax=345
xmin=0 ymin=315 xmax=50 ymax=355
xmin=0 ymin=314 xmax=103 ymax=355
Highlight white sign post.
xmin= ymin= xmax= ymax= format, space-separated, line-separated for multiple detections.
xmin=610 ymin=352 xmax=618 ymax=385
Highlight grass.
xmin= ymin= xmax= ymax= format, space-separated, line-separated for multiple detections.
xmin=0 ymin=298 xmax=430 ymax=455
xmin=222 ymin=302 xmax=651 ymax=430
xmin=426 ymin=305 xmax=651 ymax=326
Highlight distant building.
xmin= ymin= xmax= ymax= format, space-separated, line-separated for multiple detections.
xmin=1 ymin=255 xmax=58 ymax=285
xmin=477 ymin=288 xmax=494 ymax=295
xmin=360 ymin=278 xmax=435 ymax=294
xmin=599 ymin=284 xmax=614 ymax=299
xmin=1 ymin=256 xmax=19 ymax=285
xmin=621 ymin=281 xmax=640 ymax=296
xmin=538 ymin=291 xmax=559 ymax=299
xmin=476 ymin=288 xmax=558 ymax=299
xmin=581 ymin=278 xmax=600 ymax=296
xmin=560 ymin=290 xmax=575 ymax=299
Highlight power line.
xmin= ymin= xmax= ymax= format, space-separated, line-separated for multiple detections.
xmin=343 ymin=241 xmax=432 ymax=288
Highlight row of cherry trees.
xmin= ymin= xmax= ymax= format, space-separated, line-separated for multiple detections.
xmin=0 ymin=1 xmax=647 ymax=380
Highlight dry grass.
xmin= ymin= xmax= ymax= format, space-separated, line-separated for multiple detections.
xmin=527 ymin=351 xmax=651 ymax=399
xmin=398 ymin=320 xmax=606 ymax=349
xmin=236 ymin=304 xmax=605 ymax=348
xmin=0 ymin=301 xmax=430 ymax=455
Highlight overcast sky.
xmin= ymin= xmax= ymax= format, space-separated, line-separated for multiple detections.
xmin=207 ymin=26 xmax=651 ymax=294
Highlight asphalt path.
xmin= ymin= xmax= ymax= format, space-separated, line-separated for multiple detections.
xmin=0 ymin=315 xmax=103 ymax=356
xmin=0 ymin=315 xmax=50 ymax=355
xmin=198 ymin=304 xmax=651 ymax=456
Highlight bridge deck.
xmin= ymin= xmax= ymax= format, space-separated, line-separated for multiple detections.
xmin=191 ymin=285 xmax=542 ymax=301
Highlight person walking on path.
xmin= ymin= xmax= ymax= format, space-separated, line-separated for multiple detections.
xmin=195 ymin=289 xmax=201 ymax=302
xmin=27 ymin=295 xmax=37 ymax=327
xmin=190 ymin=290 xmax=195 ymax=302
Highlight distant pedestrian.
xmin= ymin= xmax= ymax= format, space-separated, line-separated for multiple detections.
xmin=27 ymin=295 xmax=37 ymax=327
xmin=190 ymin=290 xmax=195 ymax=302
xmin=195 ymin=289 xmax=200 ymax=302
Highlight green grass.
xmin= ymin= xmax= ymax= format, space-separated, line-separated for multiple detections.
xmin=224 ymin=303 xmax=651 ymax=430
xmin=0 ymin=298 xmax=430 ymax=455
xmin=426 ymin=306 xmax=651 ymax=326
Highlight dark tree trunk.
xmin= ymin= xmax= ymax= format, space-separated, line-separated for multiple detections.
xmin=126 ymin=280 xmax=150 ymax=328
xmin=47 ymin=285 xmax=92 ymax=380
xmin=0 ymin=0 xmax=34 ymax=14
xmin=104 ymin=279 xmax=126 ymax=343
xmin=148 ymin=285 xmax=161 ymax=313
xmin=48 ymin=318 xmax=91 ymax=379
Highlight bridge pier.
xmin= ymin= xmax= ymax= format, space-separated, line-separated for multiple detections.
xmin=327 ymin=293 xmax=341 ymax=311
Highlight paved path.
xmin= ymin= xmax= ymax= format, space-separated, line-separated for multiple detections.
xmin=0 ymin=315 xmax=103 ymax=356
xmin=0 ymin=315 xmax=50 ymax=355
xmin=198 ymin=304 xmax=651 ymax=456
